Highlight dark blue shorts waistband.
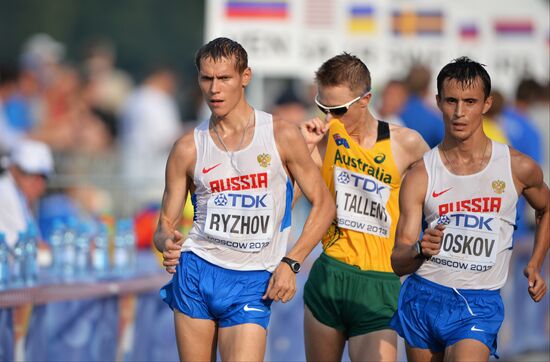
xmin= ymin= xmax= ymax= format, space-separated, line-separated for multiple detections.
xmin=410 ymin=273 xmax=500 ymax=296
xmin=183 ymin=251 xmax=271 ymax=277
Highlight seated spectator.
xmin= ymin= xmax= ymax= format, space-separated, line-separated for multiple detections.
xmin=82 ymin=37 xmax=133 ymax=118
xmin=119 ymin=65 xmax=182 ymax=210
xmin=0 ymin=139 xmax=54 ymax=247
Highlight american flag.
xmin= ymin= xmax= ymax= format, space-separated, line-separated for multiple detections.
xmin=304 ymin=0 xmax=334 ymax=28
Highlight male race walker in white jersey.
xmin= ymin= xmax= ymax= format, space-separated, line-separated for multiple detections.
xmin=390 ymin=57 xmax=549 ymax=361
xmin=153 ymin=37 xmax=335 ymax=361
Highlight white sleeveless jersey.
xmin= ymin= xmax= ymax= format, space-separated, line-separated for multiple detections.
xmin=417 ymin=141 xmax=518 ymax=290
xmin=183 ymin=110 xmax=293 ymax=272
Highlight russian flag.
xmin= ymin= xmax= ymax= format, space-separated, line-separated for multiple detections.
xmin=494 ymin=19 xmax=533 ymax=36
xmin=225 ymin=1 xmax=288 ymax=20
xmin=460 ymin=23 xmax=479 ymax=40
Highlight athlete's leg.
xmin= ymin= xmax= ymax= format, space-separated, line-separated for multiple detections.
xmin=218 ymin=323 xmax=267 ymax=361
xmin=304 ymin=305 xmax=346 ymax=361
xmin=405 ymin=345 xmax=444 ymax=362
xmin=444 ymin=339 xmax=490 ymax=362
xmin=348 ymin=329 xmax=397 ymax=362
xmin=174 ymin=310 xmax=217 ymax=362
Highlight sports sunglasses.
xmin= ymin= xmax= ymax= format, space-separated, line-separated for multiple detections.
xmin=315 ymin=91 xmax=370 ymax=116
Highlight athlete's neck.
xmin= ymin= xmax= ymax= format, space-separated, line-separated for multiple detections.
xmin=440 ymin=133 xmax=492 ymax=174
xmin=345 ymin=111 xmax=378 ymax=148
xmin=211 ymin=104 xmax=254 ymax=133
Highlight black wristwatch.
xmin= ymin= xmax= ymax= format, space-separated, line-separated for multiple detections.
xmin=414 ymin=240 xmax=431 ymax=261
xmin=281 ymin=257 xmax=301 ymax=273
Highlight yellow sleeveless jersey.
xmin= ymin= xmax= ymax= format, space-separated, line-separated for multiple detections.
xmin=321 ymin=119 xmax=401 ymax=272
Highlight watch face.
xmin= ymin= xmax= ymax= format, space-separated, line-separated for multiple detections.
xmin=282 ymin=257 xmax=301 ymax=273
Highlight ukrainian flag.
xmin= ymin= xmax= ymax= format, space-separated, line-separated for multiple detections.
xmin=348 ymin=5 xmax=376 ymax=34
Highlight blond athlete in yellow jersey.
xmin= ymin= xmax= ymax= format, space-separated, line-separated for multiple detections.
xmin=300 ymin=53 xmax=438 ymax=362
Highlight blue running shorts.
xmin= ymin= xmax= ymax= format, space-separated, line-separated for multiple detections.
xmin=390 ymin=274 xmax=504 ymax=358
xmin=160 ymin=251 xmax=273 ymax=329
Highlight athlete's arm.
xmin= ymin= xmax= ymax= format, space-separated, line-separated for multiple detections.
xmin=511 ymin=148 xmax=550 ymax=302
xmin=153 ymin=131 xmax=196 ymax=273
xmin=298 ymin=117 xmax=329 ymax=168
xmin=391 ymin=125 xmax=430 ymax=175
xmin=293 ymin=117 xmax=328 ymax=204
xmin=391 ymin=160 xmax=445 ymax=276
xmin=263 ymin=120 xmax=335 ymax=303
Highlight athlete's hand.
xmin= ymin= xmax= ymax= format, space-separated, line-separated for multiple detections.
xmin=524 ymin=266 xmax=547 ymax=302
xmin=162 ymin=230 xmax=184 ymax=274
xmin=419 ymin=224 xmax=445 ymax=258
xmin=262 ymin=263 xmax=297 ymax=303
xmin=299 ymin=117 xmax=332 ymax=150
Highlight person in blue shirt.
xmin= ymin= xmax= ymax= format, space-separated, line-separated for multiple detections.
xmin=399 ymin=64 xmax=444 ymax=148
xmin=501 ymin=80 xmax=543 ymax=239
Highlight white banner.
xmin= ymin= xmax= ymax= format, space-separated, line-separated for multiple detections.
xmin=206 ymin=0 xmax=549 ymax=94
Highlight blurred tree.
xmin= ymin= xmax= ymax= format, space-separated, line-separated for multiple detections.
xmin=0 ymin=0 xmax=204 ymax=84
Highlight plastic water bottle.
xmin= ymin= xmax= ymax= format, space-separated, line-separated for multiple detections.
xmin=49 ymin=219 xmax=65 ymax=278
xmin=0 ymin=233 xmax=10 ymax=290
xmin=113 ymin=219 xmax=129 ymax=275
xmin=92 ymin=222 xmax=110 ymax=278
xmin=62 ymin=217 xmax=77 ymax=281
xmin=24 ymin=225 xmax=39 ymax=286
xmin=74 ymin=221 xmax=90 ymax=278
xmin=11 ymin=232 xmax=26 ymax=287
xmin=125 ymin=218 xmax=137 ymax=273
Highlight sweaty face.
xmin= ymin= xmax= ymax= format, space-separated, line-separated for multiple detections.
xmin=437 ymin=77 xmax=492 ymax=141
xmin=198 ymin=56 xmax=251 ymax=118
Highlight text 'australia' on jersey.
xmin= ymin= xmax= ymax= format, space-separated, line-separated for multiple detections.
xmin=320 ymin=120 xmax=401 ymax=273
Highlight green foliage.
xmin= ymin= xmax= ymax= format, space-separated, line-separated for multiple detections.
xmin=0 ymin=0 xmax=205 ymax=78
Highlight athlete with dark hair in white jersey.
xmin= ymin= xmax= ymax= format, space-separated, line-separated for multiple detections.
xmin=153 ymin=37 xmax=335 ymax=361
xmin=390 ymin=56 xmax=549 ymax=362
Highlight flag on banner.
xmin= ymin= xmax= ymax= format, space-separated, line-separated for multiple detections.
xmin=304 ymin=0 xmax=334 ymax=27
xmin=348 ymin=4 xmax=376 ymax=34
xmin=494 ymin=19 xmax=534 ymax=36
xmin=459 ymin=23 xmax=479 ymax=40
xmin=225 ymin=1 xmax=288 ymax=20
xmin=392 ymin=10 xmax=444 ymax=36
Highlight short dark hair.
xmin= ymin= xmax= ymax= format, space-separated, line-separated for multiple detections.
xmin=515 ymin=78 xmax=541 ymax=103
xmin=195 ymin=37 xmax=248 ymax=73
xmin=437 ymin=56 xmax=491 ymax=99
xmin=315 ymin=52 xmax=371 ymax=95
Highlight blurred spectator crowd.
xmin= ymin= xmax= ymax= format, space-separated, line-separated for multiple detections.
xmin=0 ymin=32 xmax=548 ymax=264
xmin=0 ymin=34 xmax=186 ymax=238
xmin=0 ymin=33 xmax=548 ymax=359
